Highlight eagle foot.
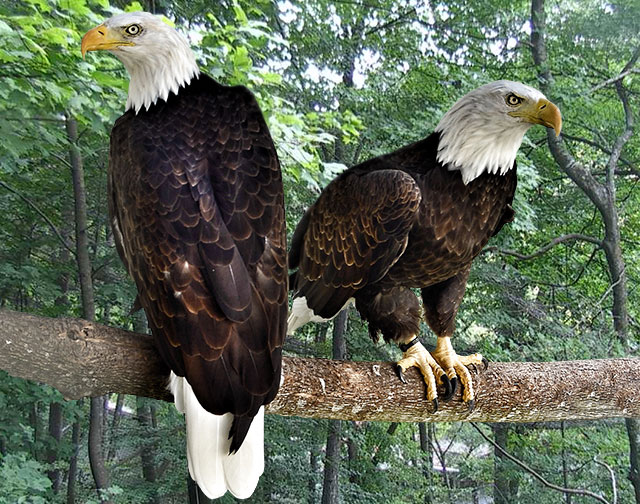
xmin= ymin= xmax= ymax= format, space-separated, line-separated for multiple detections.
xmin=431 ymin=336 xmax=485 ymax=404
xmin=395 ymin=339 xmax=450 ymax=410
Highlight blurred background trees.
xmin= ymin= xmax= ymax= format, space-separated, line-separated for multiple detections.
xmin=0 ymin=0 xmax=638 ymax=502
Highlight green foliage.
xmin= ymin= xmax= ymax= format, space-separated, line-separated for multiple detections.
xmin=1 ymin=0 xmax=639 ymax=502
xmin=0 ymin=453 xmax=52 ymax=503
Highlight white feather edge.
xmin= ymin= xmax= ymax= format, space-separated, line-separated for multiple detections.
xmin=287 ymin=296 xmax=354 ymax=335
xmin=168 ymin=372 xmax=264 ymax=500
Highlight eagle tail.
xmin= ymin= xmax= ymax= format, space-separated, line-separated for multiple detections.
xmin=169 ymin=373 xmax=264 ymax=500
xmin=287 ymin=296 xmax=329 ymax=334
xmin=288 ymin=296 xmax=354 ymax=335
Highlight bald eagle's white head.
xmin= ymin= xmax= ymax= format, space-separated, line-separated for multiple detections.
xmin=435 ymin=80 xmax=562 ymax=184
xmin=82 ymin=12 xmax=199 ymax=113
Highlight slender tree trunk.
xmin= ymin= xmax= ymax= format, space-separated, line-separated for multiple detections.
xmin=67 ymin=399 xmax=82 ymax=504
xmin=66 ymin=116 xmax=94 ymax=319
xmin=322 ymin=420 xmax=343 ymax=504
xmin=529 ymin=1 xmax=638 ymax=501
xmin=29 ymin=403 xmax=40 ymax=459
xmin=309 ymin=449 xmax=319 ymax=503
xmin=346 ymin=434 xmax=359 ymax=485
xmin=493 ymin=424 xmax=517 ymax=504
xmin=561 ymin=422 xmax=571 ymax=504
xmin=137 ymin=396 xmax=160 ymax=504
xmin=321 ymin=309 xmax=348 ymax=504
xmin=107 ymin=394 xmax=124 ymax=461
xmin=627 ymin=418 xmax=640 ymax=503
xmin=47 ymin=402 xmax=63 ymax=493
xmin=66 ymin=115 xmax=111 ymax=502
xmin=49 ymin=207 xmax=72 ymax=494
xmin=419 ymin=422 xmax=434 ymax=504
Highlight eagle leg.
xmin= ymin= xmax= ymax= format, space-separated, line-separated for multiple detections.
xmin=395 ymin=338 xmax=450 ymax=411
xmin=431 ymin=336 xmax=485 ymax=406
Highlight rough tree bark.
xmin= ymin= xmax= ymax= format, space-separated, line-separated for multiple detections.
xmin=2 ymin=309 xmax=640 ymax=423
xmin=529 ymin=1 xmax=640 ymax=501
xmin=66 ymin=115 xmax=111 ymax=503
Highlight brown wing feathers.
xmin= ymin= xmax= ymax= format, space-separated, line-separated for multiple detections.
xmin=109 ymin=76 xmax=286 ymax=447
xmin=289 ymin=169 xmax=421 ymax=318
xmin=289 ymin=132 xmax=518 ymax=345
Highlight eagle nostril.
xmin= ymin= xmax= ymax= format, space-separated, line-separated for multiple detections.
xmin=98 ymin=29 xmax=105 ymax=35
xmin=539 ymin=103 xmax=547 ymax=110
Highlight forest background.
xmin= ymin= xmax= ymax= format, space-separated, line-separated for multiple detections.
xmin=0 ymin=0 xmax=639 ymax=503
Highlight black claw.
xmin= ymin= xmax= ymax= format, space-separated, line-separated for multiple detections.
xmin=467 ymin=399 xmax=475 ymax=413
xmin=440 ymin=374 xmax=452 ymax=398
xmin=442 ymin=376 xmax=457 ymax=401
xmin=395 ymin=364 xmax=407 ymax=384
xmin=432 ymin=398 xmax=439 ymax=413
xmin=482 ymin=357 xmax=489 ymax=370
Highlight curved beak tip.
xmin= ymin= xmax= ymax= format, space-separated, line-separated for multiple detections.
xmin=539 ymin=99 xmax=562 ymax=137
xmin=81 ymin=24 xmax=106 ymax=60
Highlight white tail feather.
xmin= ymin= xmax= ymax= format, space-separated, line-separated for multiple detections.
xmin=287 ymin=296 xmax=329 ymax=335
xmin=287 ymin=296 xmax=353 ymax=335
xmin=169 ymin=372 xmax=264 ymax=499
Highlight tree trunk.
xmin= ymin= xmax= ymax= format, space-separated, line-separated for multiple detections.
xmin=309 ymin=449 xmax=319 ymax=503
xmin=561 ymin=421 xmax=571 ymax=504
xmin=321 ymin=309 xmax=348 ymax=504
xmin=47 ymin=402 xmax=63 ymax=493
xmin=627 ymin=418 xmax=640 ymax=503
xmin=107 ymin=394 xmax=124 ymax=461
xmin=419 ymin=422 xmax=434 ymax=504
xmin=321 ymin=420 xmax=342 ymax=504
xmin=493 ymin=424 xmax=518 ymax=504
xmin=67 ymin=399 xmax=82 ymax=504
xmin=29 ymin=402 xmax=40 ymax=459
xmin=345 ymin=435 xmax=359 ymax=485
xmin=529 ymin=1 xmax=638 ymax=501
xmin=66 ymin=115 xmax=111 ymax=503
xmin=137 ymin=396 xmax=160 ymax=504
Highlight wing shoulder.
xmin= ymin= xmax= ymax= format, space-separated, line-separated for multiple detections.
xmin=292 ymin=169 xmax=421 ymax=299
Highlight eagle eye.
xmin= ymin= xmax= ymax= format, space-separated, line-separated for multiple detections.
xmin=125 ymin=24 xmax=142 ymax=36
xmin=506 ymin=93 xmax=523 ymax=106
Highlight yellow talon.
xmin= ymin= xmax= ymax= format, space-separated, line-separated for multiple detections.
xmin=395 ymin=339 xmax=447 ymax=405
xmin=431 ymin=336 xmax=485 ymax=404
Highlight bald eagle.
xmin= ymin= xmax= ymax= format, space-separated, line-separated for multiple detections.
xmin=289 ymin=81 xmax=561 ymax=409
xmin=82 ymin=12 xmax=287 ymax=499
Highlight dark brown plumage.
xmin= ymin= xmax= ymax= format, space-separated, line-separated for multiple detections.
xmin=109 ymin=74 xmax=287 ymax=451
xmin=288 ymin=131 xmax=516 ymax=405
xmin=290 ymin=132 xmax=516 ymax=341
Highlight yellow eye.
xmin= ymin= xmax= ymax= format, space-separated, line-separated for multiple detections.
xmin=506 ymin=94 xmax=523 ymax=106
xmin=125 ymin=24 xmax=142 ymax=36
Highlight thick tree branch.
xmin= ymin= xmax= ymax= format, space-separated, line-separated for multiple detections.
xmin=2 ymin=309 xmax=640 ymax=423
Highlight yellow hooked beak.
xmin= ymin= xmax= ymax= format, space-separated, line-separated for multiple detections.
xmin=81 ymin=24 xmax=134 ymax=59
xmin=509 ymin=98 xmax=562 ymax=137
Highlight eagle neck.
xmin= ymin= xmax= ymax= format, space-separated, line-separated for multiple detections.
xmin=115 ymin=39 xmax=200 ymax=113
xmin=435 ymin=104 xmax=530 ymax=184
